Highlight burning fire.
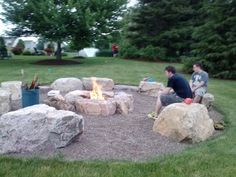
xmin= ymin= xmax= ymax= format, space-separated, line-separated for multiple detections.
xmin=90 ymin=78 xmax=104 ymax=100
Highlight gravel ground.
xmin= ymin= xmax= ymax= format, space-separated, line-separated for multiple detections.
xmin=9 ymin=90 xmax=223 ymax=161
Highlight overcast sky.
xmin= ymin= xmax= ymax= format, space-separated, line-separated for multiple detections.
xmin=0 ymin=0 xmax=138 ymax=35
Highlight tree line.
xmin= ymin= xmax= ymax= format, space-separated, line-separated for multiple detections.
xmin=121 ymin=0 xmax=236 ymax=79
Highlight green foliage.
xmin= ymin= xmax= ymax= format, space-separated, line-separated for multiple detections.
xmin=120 ymin=44 xmax=168 ymax=61
xmin=123 ymin=0 xmax=236 ymax=79
xmin=96 ymin=50 xmax=113 ymax=57
xmin=17 ymin=39 xmax=25 ymax=50
xmin=11 ymin=46 xmax=23 ymax=55
xmin=22 ymin=50 xmax=33 ymax=56
xmin=36 ymin=38 xmax=46 ymax=50
xmin=0 ymin=37 xmax=7 ymax=59
xmin=188 ymin=0 xmax=236 ymax=79
xmin=2 ymin=0 xmax=127 ymax=59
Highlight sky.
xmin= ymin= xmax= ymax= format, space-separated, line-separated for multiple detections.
xmin=0 ymin=0 xmax=138 ymax=36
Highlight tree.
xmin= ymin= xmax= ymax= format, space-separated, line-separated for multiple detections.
xmin=0 ymin=37 xmax=7 ymax=59
xmin=188 ymin=0 xmax=236 ymax=79
xmin=2 ymin=0 xmax=127 ymax=60
xmin=121 ymin=0 xmax=204 ymax=61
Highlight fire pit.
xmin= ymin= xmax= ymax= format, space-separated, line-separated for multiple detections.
xmin=64 ymin=78 xmax=134 ymax=116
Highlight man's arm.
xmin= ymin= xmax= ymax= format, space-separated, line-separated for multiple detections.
xmin=192 ymin=81 xmax=205 ymax=91
xmin=189 ymin=80 xmax=193 ymax=90
xmin=159 ymin=87 xmax=172 ymax=95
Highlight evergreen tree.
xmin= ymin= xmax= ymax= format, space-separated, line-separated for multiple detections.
xmin=0 ymin=37 xmax=7 ymax=59
xmin=122 ymin=0 xmax=204 ymax=61
xmin=188 ymin=0 xmax=236 ymax=79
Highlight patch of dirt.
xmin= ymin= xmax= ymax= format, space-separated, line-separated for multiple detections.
xmin=32 ymin=59 xmax=82 ymax=65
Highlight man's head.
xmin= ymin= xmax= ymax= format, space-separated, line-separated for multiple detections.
xmin=193 ymin=62 xmax=202 ymax=73
xmin=165 ymin=66 xmax=176 ymax=78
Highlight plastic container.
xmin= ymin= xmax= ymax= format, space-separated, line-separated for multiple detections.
xmin=21 ymin=88 xmax=40 ymax=108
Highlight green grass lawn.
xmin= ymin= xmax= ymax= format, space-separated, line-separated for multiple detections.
xmin=0 ymin=56 xmax=236 ymax=177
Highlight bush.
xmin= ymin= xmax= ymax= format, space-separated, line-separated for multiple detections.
xmin=96 ymin=50 xmax=113 ymax=57
xmin=17 ymin=39 xmax=25 ymax=50
xmin=22 ymin=50 xmax=33 ymax=56
xmin=11 ymin=46 xmax=23 ymax=55
xmin=139 ymin=45 xmax=166 ymax=61
xmin=120 ymin=44 xmax=168 ymax=61
xmin=0 ymin=37 xmax=8 ymax=58
xmin=182 ymin=56 xmax=236 ymax=80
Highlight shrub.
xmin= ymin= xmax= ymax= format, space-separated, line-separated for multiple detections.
xmin=0 ymin=37 xmax=8 ymax=58
xmin=44 ymin=48 xmax=53 ymax=56
xmin=11 ymin=46 xmax=23 ymax=55
xmin=22 ymin=50 xmax=33 ymax=55
xmin=96 ymin=50 xmax=113 ymax=57
xmin=139 ymin=45 xmax=166 ymax=61
xmin=182 ymin=56 xmax=236 ymax=80
xmin=17 ymin=39 xmax=25 ymax=50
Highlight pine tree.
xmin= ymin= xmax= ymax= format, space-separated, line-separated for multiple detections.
xmin=189 ymin=0 xmax=236 ymax=79
xmin=123 ymin=0 xmax=203 ymax=60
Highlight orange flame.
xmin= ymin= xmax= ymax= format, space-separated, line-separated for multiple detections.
xmin=90 ymin=78 xmax=104 ymax=100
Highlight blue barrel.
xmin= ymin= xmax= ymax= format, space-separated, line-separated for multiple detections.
xmin=21 ymin=88 xmax=40 ymax=108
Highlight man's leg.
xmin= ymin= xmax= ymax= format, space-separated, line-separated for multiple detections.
xmin=193 ymin=95 xmax=202 ymax=103
xmin=193 ymin=88 xmax=206 ymax=103
xmin=155 ymin=96 xmax=163 ymax=114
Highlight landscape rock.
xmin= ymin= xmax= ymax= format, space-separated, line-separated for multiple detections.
xmin=75 ymin=99 xmax=117 ymax=116
xmin=114 ymin=85 xmax=139 ymax=92
xmin=1 ymin=81 xmax=22 ymax=100
xmin=82 ymin=77 xmax=114 ymax=91
xmin=0 ymin=89 xmax=11 ymax=115
xmin=138 ymin=81 xmax=164 ymax=97
xmin=0 ymin=104 xmax=84 ymax=154
xmin=114 ymin=92 xmax=134 ymax=115
xmin=44 ymin=94 xmax=75 ymax=111
xmin=201 ymin=93 xmax=214 ymax=110
xmin=153 ymin=103 xmax=214 ymax=143
xmin=51 ymin=78 xmax=83 ymax=93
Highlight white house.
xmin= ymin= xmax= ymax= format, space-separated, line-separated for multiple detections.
xmin=12 ymin=37 xmax=39 ymax=51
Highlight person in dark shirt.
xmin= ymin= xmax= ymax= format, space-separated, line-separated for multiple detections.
xmin=155 ymin=66 xmax=193 ymax=114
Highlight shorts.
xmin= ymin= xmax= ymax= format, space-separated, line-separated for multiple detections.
xmin=160 ymin=94 xmax=184 ymax=106
xmin=194 ymin=87 xmax=207 ymax=97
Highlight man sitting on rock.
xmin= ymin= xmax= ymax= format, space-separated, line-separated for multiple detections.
xmin=149 ymin=66 xmax=192 ymax=119
xmin=189 ymin=63 xmax=209 ymax=103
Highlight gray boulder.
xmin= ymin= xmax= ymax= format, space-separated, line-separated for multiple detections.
xmin=0 ymin=104 xmax=84 ymax=154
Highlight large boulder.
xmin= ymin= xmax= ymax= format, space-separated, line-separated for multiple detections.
xmin=153 ymin=103 xmax=214 ymax=143
xmin=1 ymin=81 xmax=22 ymax=100
xmin=138 ymin=81 xmax=164 ymax=97
xmin=51 ymin=78 xmax=83 ymax=93
xmin=201 ymin=93 xmax=214 ymax=110
xmin=82 ymin=77 xmax=114 ymax=91
xmin=0 ymin=89 xmax=11 ymax=115
xmin=0 ymin=104 xmax=84 ymax=154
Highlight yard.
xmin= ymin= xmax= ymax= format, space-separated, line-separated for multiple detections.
xmin=0 ymin=56 xmax=236 ymax=177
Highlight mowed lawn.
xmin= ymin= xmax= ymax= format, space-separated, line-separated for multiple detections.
xmin=0 ymin=56 xmax=236 ymax=177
